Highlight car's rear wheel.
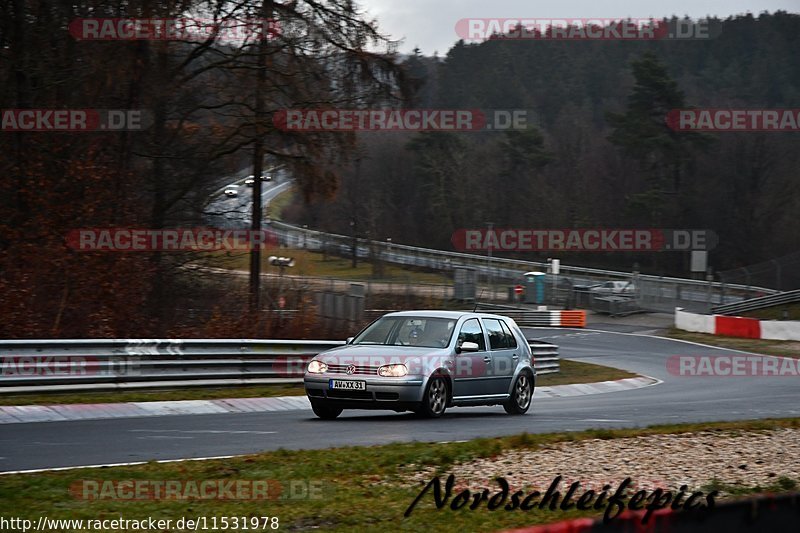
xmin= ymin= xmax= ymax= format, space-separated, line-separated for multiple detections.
xmin=311 ymin=401 xmax=343 ymax=420
xmin=415 ymin=377 xmax=448 ymax=418
xmin=503 ymin=372 xmax=533 ymax=415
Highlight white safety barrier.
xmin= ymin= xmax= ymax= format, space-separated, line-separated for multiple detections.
xmin=675 ymin=308 xmax=800 ymax=341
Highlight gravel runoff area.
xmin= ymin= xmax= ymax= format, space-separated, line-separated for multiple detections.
xmin=400 ymin=428 xmax=800 ymax=496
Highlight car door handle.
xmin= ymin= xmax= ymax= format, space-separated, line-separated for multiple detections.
xmin=483 ymin=356 xmax=492 ymax=363
xmin=512 ymin=354 xmax=519 ymax=360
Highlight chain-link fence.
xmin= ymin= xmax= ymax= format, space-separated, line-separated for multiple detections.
xmin=719 ymin=251 xmax=800 ymax=292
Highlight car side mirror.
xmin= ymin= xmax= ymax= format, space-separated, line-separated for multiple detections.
xmin=346 ymin=337 xmax=354 ymax=345
xmin=457 ymin=341 xmax=480 ymax=353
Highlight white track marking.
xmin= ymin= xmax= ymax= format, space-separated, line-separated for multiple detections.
xmin=129 ymin=429 xmax=276 ymax=435
xmin=0 ymin=454 xmax=251 ymax=475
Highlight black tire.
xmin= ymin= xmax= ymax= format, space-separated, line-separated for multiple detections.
xmin=414 ymin=377 xmax=448 ymax=418
xmin=311 ymin=401 xmax=343 ymax=420
xmin=503 ymin=372 xmax=533 ymax=415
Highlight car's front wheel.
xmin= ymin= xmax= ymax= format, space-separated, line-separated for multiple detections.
xmin=503 ymin=372 xmax=533 ymax=415
xmin=311 ymin=400 xmax=343 ymax=420
xmin=415 ymin=377 xmax=448 ymax=418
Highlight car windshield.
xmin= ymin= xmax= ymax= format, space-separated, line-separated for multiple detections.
xmin=352 ymin=316 xmax=456 ymax=348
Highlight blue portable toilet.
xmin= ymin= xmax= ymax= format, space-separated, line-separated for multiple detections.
xmin=523 ymin=272 xmax=546 ymax=304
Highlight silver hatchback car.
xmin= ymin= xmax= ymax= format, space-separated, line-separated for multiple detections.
xmin=303 ymin=310 xmax=535 ymax=419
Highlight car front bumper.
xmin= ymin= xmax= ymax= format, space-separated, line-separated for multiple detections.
xmin=304 ymin=374 xmax=425 ymax=410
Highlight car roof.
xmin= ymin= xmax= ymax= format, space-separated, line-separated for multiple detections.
xmin=381 ymin=310 xmax=514 ymax=321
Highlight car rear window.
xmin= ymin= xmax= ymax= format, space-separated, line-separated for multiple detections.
xmin=499 ymin=320 xmax=518 ymax=349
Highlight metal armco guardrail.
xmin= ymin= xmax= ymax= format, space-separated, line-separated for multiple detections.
xmin=0 ymin=339 xmax=343 ymax=394
xmin=0 ymin=338 xmax=559 ymax=394
xmin=489 ymin=310 xmax=587 ymax=327
xmin=711 ymin=288 xmax=800 ymax=316
xmin=474 ymin=304 xmax=587 ymax=328
xmin=529 ymin=341 xmax=560 ymax=375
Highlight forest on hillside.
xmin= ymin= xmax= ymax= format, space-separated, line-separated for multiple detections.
xmin=288 ymin=12 xmax=800 ymax=278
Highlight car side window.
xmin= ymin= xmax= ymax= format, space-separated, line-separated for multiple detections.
xmin=483 ymin=318 xmax=510 ymax=350
xmin=457 ymin=318 xmax=486 ymax=351
xmin=499 ymin=320 xmax=518 ymax=349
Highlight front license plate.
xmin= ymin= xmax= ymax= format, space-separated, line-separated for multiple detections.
xmin=329 ymin=379 xmax=366 ymax=391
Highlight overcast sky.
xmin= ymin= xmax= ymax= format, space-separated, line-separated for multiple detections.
xmin=360 ymin=0 xmax=799 ymax=55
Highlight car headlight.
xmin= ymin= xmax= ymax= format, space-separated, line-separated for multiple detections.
xmin=378 ymin=364 xmax=408 ymax=377
xmin=307 ymin=360 xmax=328 ymax=374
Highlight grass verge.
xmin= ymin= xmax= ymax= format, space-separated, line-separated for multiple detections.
xmin=667 ymin=328 xmax=800 ymax=359
xmin=202 ymin=247 xmax=452 ymax=284
xmin=266 ymin=186 xmax=295 ymax=220
xmin=1 ymin=418 xmax=799 ymax=532
xmin=0 ymin=361 xmax=635 ymax=406
xmin=536 ymin=359 xmax=636 ymax=386
xmin=741 ymin=302 xmax=800 ymax=321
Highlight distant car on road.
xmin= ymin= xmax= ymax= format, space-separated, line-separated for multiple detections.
xmin=260 ymin=174 xmax=272 ymax=182
xmin=224 ymin=185 xmax=240 ymax=197
xmin=244 ymin=177 xmax=255 ymax=187
xmin=304 ymin=310 xmax=535 ymax=419
xmin=589 ymin=280 xmax=637 ymax=296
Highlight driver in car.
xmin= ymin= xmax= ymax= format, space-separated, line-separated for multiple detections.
xmin=418 ymin=322 xmax=452 ymax=347
xmin=407 ymin=327 xmax=424 ymax=345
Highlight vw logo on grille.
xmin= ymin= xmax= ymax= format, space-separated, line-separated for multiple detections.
xmin=346 ymin=364 xmax=356 ymax=375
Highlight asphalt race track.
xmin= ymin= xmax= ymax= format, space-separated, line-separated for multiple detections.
xmin=2 ymin=327 xmax=799 ymax=472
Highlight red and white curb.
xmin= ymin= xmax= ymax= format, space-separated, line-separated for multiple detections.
xmin=676 ymin=307 xmax=800 ymax=341
xmin=0 ymin=396 xmax=311 ymax=424
xmin=534 ymin=376 xmax=660 ymax=398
